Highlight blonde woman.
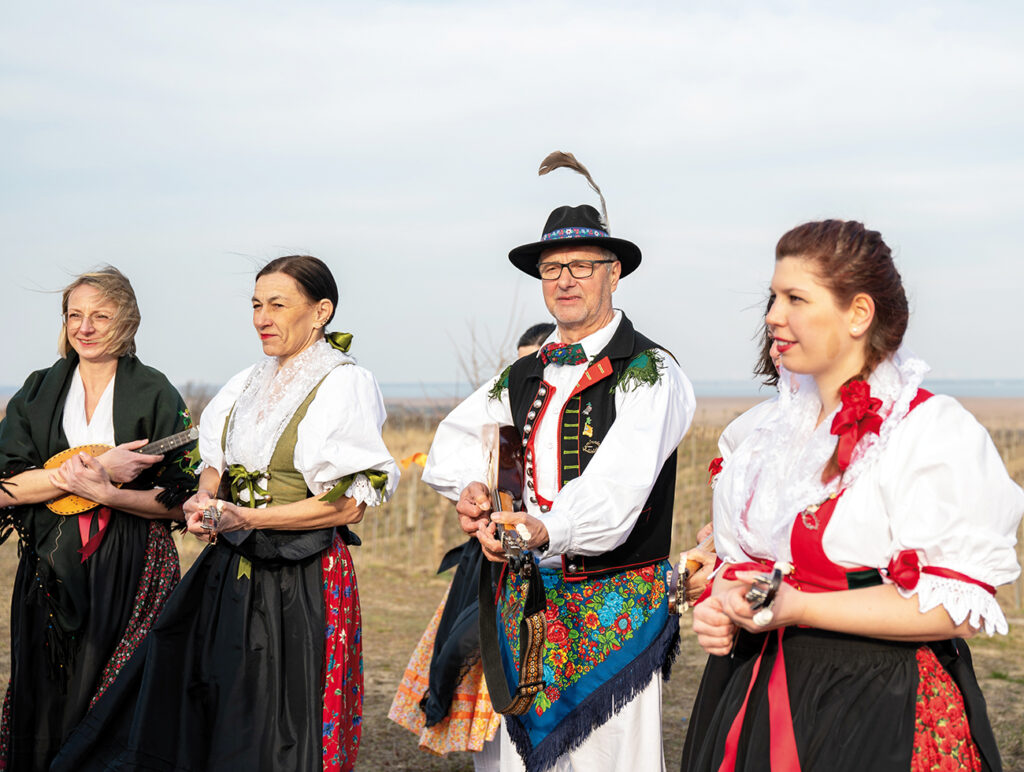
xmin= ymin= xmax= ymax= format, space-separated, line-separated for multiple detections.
xmin=0 ymin=266 xmax=196 ymax=771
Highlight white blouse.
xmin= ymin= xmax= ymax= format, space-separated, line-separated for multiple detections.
xmin=422 ymin=311 xmax=696 ymax=567
xmin=712 ymin=352 xmax=1024 ymax=635
xmin=62 ymin=367 xmax=116 ymax=446
xmin=199 ymin=340 xmax=399 ymax=508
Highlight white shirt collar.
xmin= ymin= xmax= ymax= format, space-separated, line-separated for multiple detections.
xmin=542 ymin=309 xmax=623 ymax=360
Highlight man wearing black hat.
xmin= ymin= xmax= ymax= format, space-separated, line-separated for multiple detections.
xmin=423 ymin=194 xmax=695 ymax=771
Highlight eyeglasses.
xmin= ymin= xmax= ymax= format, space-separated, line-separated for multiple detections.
xmin=65 ymin=311 xmax=114 ymax=329
xmin=537 ymin=259 xmax=616 ymax=281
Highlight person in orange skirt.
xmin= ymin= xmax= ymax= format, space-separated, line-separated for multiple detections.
xmin=389 ymin=323 xmax=553 ymax=771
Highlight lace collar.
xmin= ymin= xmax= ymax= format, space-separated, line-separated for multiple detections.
xmin=725 ymin=347 xmax=929 ymax=560
xmin=225 ymin=339 xmax=354 ymax=473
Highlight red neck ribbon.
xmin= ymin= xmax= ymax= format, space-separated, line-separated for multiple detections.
xmin=830 ymin=380 xmax=883 ymax=471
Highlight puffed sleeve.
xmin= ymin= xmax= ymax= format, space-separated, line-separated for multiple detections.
xmin=541 ymin=351 xmax=696 ymax=557
xmin=293 ymin=364 xmax=399 ymax=508
xmin=881 ymin=395 xmax=1024 ymax=635
xmin=421 ymin=373 xmax=514 ymax=502
xmin=718 ymin=398 xmax=776 ymax=458
xmin=197 ymin=366 xmax=254 ymax=475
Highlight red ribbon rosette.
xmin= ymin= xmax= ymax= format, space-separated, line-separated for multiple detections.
xmin=830 ymin=380 xmax=883 ymax=471
xmin=707 ymin=456 xmax=724 ymax=485
xmin=887 ymin=549 xmax=921 ymax=591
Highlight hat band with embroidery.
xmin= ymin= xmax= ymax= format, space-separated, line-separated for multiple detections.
xmin=542 ymin=227 xmax=609 ymax=241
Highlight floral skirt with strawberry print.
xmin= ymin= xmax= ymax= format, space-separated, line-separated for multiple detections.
xmin=682 ymin=629 xmax=999 ymax=772
xmin=498 ymin=560 xmax=679 ymax=771
xmin=322 ymin=532 xmax=363 ymax=772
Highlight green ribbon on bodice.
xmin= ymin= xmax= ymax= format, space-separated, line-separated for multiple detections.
xmin=227 ymin=464 xmax=271 ymax=508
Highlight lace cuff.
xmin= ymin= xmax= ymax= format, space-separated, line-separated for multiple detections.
xmin=897 ymin=573 xmax=1008 ymax=636
xmin=315 ymin=470 xmax=389 ymax=507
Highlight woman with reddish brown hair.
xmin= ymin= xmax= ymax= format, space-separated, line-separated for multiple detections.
xmin=684 ymin=221 xmax=1023 ymax=771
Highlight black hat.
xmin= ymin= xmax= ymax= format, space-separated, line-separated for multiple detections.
xmin=508 ymin=204 xmax=642 ymax=279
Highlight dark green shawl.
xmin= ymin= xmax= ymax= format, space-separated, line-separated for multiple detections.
xmin=0 ymin=352 xmax=197 ymax=648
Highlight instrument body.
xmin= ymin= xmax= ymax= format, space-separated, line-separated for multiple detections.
xmin=478 ymin=423 xmax=546 ymax=715
xmin=44 ymin=426 xmax=199 ymax=515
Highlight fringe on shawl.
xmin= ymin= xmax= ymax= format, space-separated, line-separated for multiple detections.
xmin=504 ymin=614 xmax=681 ymax=772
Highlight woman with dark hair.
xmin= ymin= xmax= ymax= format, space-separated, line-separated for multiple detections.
xmin=54 ymin=255 xmax=399 ymax=772
xmin=0 ymin=267 xmax=196 ymax=771
xmin=684 ymin=221 xmax=1023 ymax=771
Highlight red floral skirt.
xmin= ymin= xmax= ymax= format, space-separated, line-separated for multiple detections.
xmin=322 ymin=532 xmax=364 ymax=772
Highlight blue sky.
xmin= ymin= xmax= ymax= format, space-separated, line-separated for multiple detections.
xmin=3 ymin=0 xmax=1022 ymax=390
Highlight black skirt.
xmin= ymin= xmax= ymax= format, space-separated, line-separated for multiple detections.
xmin=4 ymin=513 xmax=149 ymax=772
xmin=681 ymin=629 xmax=1001 ymax=772
xmin=52 ymin=534 xmax=328 ymax=772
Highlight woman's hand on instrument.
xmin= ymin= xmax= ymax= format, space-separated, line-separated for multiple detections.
xmin=50 ymin=452 xmax=118 ymax=504
xmin=456 ymin=482 xmax=492 ymax=535
xmin=720 ymin=570 xmax=807 ymax=632
xmin=490 ymin=510 xmax=550 ymax=553
xmin=693 ymin=596 xmax=738 ymax=656
xmin=97 ymin=440 xmax=164 ymax=484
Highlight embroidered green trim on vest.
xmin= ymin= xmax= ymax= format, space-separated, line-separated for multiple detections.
xmin=488 ymin=365 xmax=512 ymax=401
xmin=611 ymin=349 xmax=664 ymax=393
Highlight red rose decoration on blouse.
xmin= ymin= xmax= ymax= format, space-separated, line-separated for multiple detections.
xmin=830 ymin=380 xmax=883 ymax=471
xmin=707 ymin=456 xmax=724 ymax=485
xmin=887 ymin=549 xmax=921 ymax=591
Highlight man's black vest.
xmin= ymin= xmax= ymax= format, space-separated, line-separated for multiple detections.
xmin=505 ymin=314 xmax=677 ymax=581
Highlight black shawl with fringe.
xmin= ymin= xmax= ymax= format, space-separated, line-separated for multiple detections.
xmin=0 ymin=352 xmax=196 ymax=655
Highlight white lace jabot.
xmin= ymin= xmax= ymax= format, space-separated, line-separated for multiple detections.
xmin=226 ymin=339 xmax=352 ymax=474
xmin=725 ymin=347 xmax=929 ymax=561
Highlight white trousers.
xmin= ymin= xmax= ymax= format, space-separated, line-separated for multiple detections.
xmin=473 ymin=731 xmax=502 ymax=772
xmin=498 ymin=673 xmax=665 ymax=772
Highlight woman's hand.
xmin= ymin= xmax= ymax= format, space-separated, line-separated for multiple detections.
xmin=185 ymin=498 xmax=251 ymax=540
xmin=182 ymin=489 xmax=214 ymax=522
xmin=50 ymin=452 xmax=119 ymax=504
xmin=97 ymin=440 xmax=164 ymax=484
xmin=718 ymin=570 xmax=807 ymax=632
xmin=693 ymin=596 xmax=738 ymax=656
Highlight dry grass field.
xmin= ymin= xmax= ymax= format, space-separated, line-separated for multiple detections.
xmin=1 ymin=397 xmax=1023 ymax=770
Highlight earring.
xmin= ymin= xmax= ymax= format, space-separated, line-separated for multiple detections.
xmin=851 ymin=327 xmax=859 ymax=334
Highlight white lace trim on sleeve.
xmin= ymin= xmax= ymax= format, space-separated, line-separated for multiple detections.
xmin=897 ymin=573 xmax=1008 ymax=636
xmin=310 ymin=473 xmax=385 ymax=508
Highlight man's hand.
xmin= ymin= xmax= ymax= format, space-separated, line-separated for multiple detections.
xmin=97 ymin=440 xmax=164 ymax=484
xmin=490 ymin=510 xmax=550 ymax=553
xmin=456 ymin=482 xmax=492 ymax=534
xmin=475 ymin=520 xmax=507 ymax=563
